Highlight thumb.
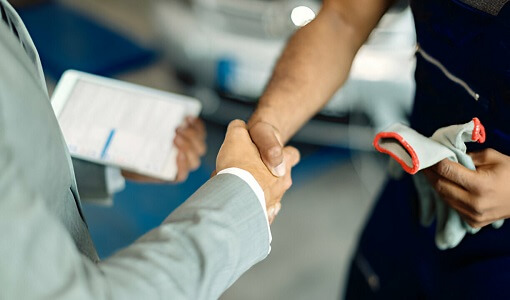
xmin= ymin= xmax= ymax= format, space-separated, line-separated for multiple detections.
xmin=468 ymin=148 xmax=502 ymax=167
xmin=249 ymin=122 xmax=285 ymax=176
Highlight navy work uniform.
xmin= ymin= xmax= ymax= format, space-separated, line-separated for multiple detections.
xmin=346 ymin=0 xmax=510 ymax=298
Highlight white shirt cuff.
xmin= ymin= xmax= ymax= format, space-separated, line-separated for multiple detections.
xmin=217 ymin=167 xmax=272 ymax=254
xmin=105 ymin=166 xmax=126 ymax=195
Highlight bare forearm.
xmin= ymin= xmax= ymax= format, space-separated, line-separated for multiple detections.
xmin=249 ymin=0 xmax=392 ymax=142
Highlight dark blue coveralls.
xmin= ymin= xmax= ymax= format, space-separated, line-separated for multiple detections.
xmin=345 ymin=0 xmax=510 ymax=298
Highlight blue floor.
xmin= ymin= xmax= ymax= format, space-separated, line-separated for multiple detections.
xmin=18 ymin=2 xmax=156 ymax=80
xmin=83 ymin=145 xmax=351 ymax=259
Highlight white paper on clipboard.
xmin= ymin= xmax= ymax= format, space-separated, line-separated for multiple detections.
xmin=52 ymin=70 xmax=202 ymax=181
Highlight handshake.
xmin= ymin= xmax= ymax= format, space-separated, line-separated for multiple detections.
xmin=122 ymin=116 xmax=299 ymax=224
xmin=216 ymin=120 xmax=300 ymax=223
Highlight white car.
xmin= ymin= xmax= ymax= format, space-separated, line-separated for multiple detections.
xmin=152 ymin=0 xmax=416 ymax=149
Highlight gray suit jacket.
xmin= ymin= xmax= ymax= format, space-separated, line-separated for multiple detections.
xmin=0 ymin=1 xmax=269 ymax=299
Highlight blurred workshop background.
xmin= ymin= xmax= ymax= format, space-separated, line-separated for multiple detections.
xmin=11 ymin=0 xmax=416 ymax=298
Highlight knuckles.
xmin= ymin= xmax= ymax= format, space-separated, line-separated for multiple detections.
xmin=436 ymin=160 xmax=453 ymax=177
xmin=465 ymin=219 xmax=482 ymax=228
xmin=478 ymin=149 xmax=491 ymax=162
xmin=465 ymin=198 xmax=495 ymax=226
xmin=471 ymin=200 xmax=486 ymax=217
xmin=432 ymin=179 xmax=446 ymax=195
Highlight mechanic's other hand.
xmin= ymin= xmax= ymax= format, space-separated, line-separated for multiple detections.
xmin=217 ymin=120 xmax=300 ymax=223
xmin=122 ymin=117 xmax=206 ymax=183
xmin=248 ymin=121 xmax=286 ymax=177
xmin=423 ymin=148 xmax=510 ymax=228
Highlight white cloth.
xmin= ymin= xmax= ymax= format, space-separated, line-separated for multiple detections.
xmin=374 ymin=118 xmax=503 ymax=250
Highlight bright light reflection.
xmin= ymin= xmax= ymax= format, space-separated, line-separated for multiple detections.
xmin=291 ymin=6 xmax=316 ymax=27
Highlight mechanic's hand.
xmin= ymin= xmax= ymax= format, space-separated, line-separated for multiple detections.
xmin=248 ymin=121 xmax=286 ymax=177
xmin=216 ymin=120 xmax=300 ymax=223
xmin=423 ymin=148 xmax=510 ymax=228
xmin=122 ymin=116 xmax=206 ymax=183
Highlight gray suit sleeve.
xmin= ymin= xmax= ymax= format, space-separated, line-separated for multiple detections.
xmin=0 ymin=141 xmax=270 ymax=300
xmin=102 ymin=173 xmax=270 ymax=299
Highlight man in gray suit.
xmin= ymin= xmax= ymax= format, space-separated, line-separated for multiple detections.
xmin=0 ymin=1 xmax=300 ymax=299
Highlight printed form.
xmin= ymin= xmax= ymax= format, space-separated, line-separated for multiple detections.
xmin=58 ymin=79 xmax=187 ymax=180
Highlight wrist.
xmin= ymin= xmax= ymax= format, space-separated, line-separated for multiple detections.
xmin=249 ymin=105 xmax=275 ymax=126
xmin=249 ymin=106 xmax=287 ymax=142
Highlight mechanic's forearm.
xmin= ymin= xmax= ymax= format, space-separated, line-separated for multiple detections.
xmin=249 ymin=0 xmax=392 ymax=143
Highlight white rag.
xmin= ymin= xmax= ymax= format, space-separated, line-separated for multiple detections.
xmin=374 ymin=118 xmax=504 ymax=250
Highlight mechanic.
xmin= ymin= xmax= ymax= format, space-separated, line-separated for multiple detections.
xmin=247 ymin=0 xmax=510 ymax=297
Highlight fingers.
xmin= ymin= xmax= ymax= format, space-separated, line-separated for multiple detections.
xmin=176 ymin=126 xmax=207 ymax=156
xmin=174 ymin=137 xmax=201 ymax=174
xmin=460 ymin=212 xmax=492 ymax=229
xmin=283 ymin=146 xmax=301 ymax=168
xmin=274 ymin=146 xmax=301 ymax=191
xmin=249 ymin=122 xmax=285 ymax=177
xmin=186 ymin=116 xmax=206 ymax=139
xmin=468 ymin=150 xmax=486 ymax=166
xmin=267 ymin=202 xmax=282 ymax=224
xmin=424 ymin=149 xmax=510 ymax=229
xmin=176 ymin=117 xmax=207 ymax=156
xmin=174 ymin=117 xmax=207 ymax=181
xmin=266 ymin=147 xmax=300 ymax=215
xmin=175 ymin=134 xmax=202 ymax=163
xmin=429 ymin=159 xmax=477 ymax=191
xmin=174 ymin=152 xmax=190 ymax=182
xmin=424 ymin=169 xmax=473 ymax=214
xmin=423 ymin=168 xmax=494 ymax=229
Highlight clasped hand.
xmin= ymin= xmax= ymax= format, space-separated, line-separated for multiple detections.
xmin=216 ymin=120 xmax=300 ymax=224
xmin=123 ymin=117 xmax=301 ymax=224
xmin=424 ymin=148 xmax=510 ymax=228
